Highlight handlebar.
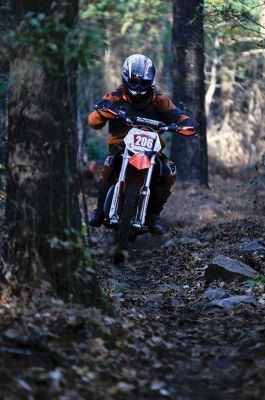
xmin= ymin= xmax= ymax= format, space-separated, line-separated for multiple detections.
xmin=94 ymin=104 xmax=197 ymax=136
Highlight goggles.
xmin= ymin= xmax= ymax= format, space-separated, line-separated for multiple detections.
xmin=129 ymin=75 xmax=152 ymax=90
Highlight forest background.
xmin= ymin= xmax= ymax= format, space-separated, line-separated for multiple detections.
xmin=78 ymin=0 xmax=265 ymax=175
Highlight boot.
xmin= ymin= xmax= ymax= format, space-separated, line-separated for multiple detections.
xmin=147 ymin=214 xmax=164 ymax=235
xmin=147 ymin=187 xmax=171 ymax=235
xmin=89 ymin=182 xmax=111 ymax=227
xmin=89 ymin=208 xmax=104 ymax=227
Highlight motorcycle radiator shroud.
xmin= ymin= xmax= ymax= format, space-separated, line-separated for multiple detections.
xmin=124 ymin=128 xmax=161 ymax=171
xmin=124 ymin=128 xmax=161 ymax=154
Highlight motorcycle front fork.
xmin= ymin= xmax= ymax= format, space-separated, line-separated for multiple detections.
xmin=133 ymin=155 xmax=156 ymax=228
xmin=109 ymin=147 xmax=130 ymax=224
xmin=109 ymin=147 xmax=155 ymax=227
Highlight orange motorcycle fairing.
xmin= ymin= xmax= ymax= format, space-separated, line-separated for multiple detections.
xmin=128 ymin=154 xmax=151 ymax=170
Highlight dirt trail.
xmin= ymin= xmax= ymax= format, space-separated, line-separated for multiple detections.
xmin=92 ymin=175 xmax=265 ymax=399
xmin=0 ymin=175 xmax=264 ymax=399
xmin=94 ymin=216 xmax=265 ymax=400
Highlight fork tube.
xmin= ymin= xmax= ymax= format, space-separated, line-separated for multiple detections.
xmin=109 ymin=148 xmax=130 ymax=222
xmin=144 ymin=155 xmax=156 ymax=188
xmin=119 ymin=147 xmax=130 ymax=182
xmin=134 ymin=155 xmax=156 ymax=226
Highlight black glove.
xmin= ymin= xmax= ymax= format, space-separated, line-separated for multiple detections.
xmin=94 ymin=99 xmax=133 ymax=123
xmin=94 ymin=99 xmax=119 ymax=115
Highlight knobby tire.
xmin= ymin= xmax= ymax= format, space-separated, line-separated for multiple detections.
xmin=115 ymin=185 xmax=138 ymax=250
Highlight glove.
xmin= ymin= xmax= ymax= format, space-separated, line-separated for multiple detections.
xmin=94 ymin=99 xmax=119 ymax=115
xmin=178 ymin=117 xmax=200 ymax=133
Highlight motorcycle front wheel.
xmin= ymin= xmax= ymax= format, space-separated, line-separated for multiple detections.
xmin=114 ymin=185 xmax=138 ymax=251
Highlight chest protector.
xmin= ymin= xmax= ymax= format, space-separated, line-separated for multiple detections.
xmin=109 ymin=86 xmax=163 ymax=137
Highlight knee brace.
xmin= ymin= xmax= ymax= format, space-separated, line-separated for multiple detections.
xmin=158 ymin=160 xmax=176 ymax=191
xmin=100 ymin=155 xmax=114 ymax=183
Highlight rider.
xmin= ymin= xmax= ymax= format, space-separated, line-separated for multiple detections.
xmin=88 ymin=54 xmax=199 ymax=234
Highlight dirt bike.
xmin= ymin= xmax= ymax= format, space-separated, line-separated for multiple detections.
xmin=95 ymin=103 xmax=197 ymax=251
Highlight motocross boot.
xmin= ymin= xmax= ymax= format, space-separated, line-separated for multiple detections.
xmin=147 ymin=214 xmax=165 ymax=235
xmin=147 ymin=187 xmax=171 ymax=235
xmin=89 ymin=182 xmax=111 ymax=227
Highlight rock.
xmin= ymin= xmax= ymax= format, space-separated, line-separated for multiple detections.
xmin=117 ymin=382 xmax=135 ymax=392
xmin=239 ymin=239 xmax=265 ymax=273
xmin=164 ymin=236 xmax=200 ymax=249
xmin=200 ymin=288 xmax=228 ymax=301
xmin=111 ymin=382 xmax=135 ymax=394
xmin=240 ymin=239 xmax=265 ymax=257
xmin=2 ymin=327 xmax=29 ymax=345
xmin=205 ymin=254 xmax=258 ymax=283
xmin=205 ymin=295 xmax=258 ymax=310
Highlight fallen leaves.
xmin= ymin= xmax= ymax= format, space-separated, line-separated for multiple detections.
xmin=0 ymin=215 xmax=264 ymax=399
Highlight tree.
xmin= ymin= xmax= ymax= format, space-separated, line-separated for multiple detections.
xmin=261 ymin=1 xmax=265 ymax=39
xmin=0 ymin=5 xmax=9 ymax=164
xmin=4 ymin=0 xmax=95 ymax=302
xmin=170 ymin=0 xmax=208 ymax=185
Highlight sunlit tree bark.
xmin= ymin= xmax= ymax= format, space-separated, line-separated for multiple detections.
xmin=170 ymin=0 xmax=208 ymax=185
xmin=260 ymin=1 xmax=265 ymax=43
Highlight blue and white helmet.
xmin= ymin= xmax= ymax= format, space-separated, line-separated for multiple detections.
xmin=122 ymin=54 xmax=156 ymax=100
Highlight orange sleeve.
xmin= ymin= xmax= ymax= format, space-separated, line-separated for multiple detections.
xmin=153 ymin=94 xmax=176 ymax=112
xmin=88 ymin=110 xmax=107 ymax=129
xmin=87 ymin=92 xmax=120 ymax=129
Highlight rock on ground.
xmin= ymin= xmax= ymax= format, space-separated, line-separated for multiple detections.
xmin=205 ymin=295 xmax=258 ymax=310
xmin=200 ymin=287 xmax=228 ymax=301
xmin=239 ymin=239 xmax=265 ymax=274
xmin=205 ymin=254 xmax=258 ymax=283
xmin=240 ymin=239 xmax=265 ymax=257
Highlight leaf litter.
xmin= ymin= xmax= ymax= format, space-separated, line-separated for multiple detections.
xmin=0 ymin=176 xmax=264 ymax=399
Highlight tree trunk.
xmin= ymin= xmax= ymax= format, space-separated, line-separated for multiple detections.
xmin=4 ymin=0 xmax=95 ymax=303
xmin=170 ymin=0 xmax=208 ymax=185
xmin=261 ymin=1 xmax=265 ymax=36
xmin=0 ymin=7 xmax=10 ymax=165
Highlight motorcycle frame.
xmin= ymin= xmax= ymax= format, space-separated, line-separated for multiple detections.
xmin=109 ymin=145 xmax=157 ymax=229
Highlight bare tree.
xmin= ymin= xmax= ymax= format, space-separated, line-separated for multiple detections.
xmin=261 ymin=1 xmax=265 ymax=37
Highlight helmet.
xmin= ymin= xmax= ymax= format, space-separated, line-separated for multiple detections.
xmin=122 ymin=54 xmax=156 ymax=101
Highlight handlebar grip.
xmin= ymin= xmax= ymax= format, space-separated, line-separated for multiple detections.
xmin=160 ymin=123 xmax=197 ymax=135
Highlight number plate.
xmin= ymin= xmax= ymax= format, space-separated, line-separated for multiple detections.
xmin=124 ymin=128 xmax=161 ymax=153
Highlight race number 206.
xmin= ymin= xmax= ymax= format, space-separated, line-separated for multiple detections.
xmin=134 ymin=135 xmax=154 ymax=149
